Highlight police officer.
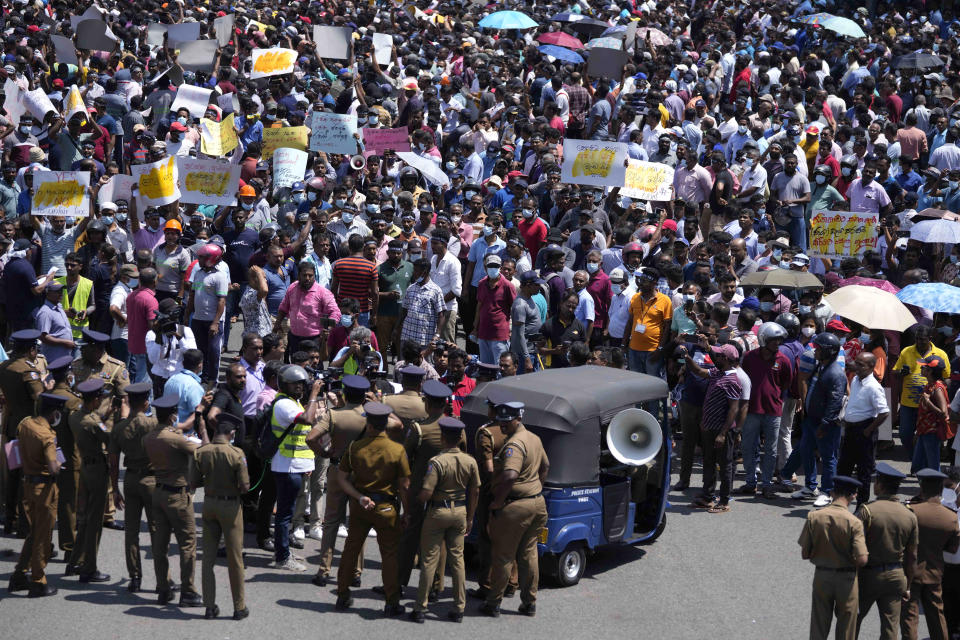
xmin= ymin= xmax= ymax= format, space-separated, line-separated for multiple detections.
xmin=144 ymin=393 xmax=209 ymax=606
xmin=798 ymin=475 xmax=869 ymax=640
xmin=0 ymin=329 xmax=49 ymax=537
xmin=69 ymin=378 xmax=112 ymax=583
xmin=470 ymin=388 xmax=519 ymax=600
xmin=306 ymin=374 xmax=369 ymax=587
xmin=47 ymin=355 xmax=81 ymax=568
xmin=481 ymin=401 xmax=549 ymax=618
xmin=901 ymin=468 xmax=960 ymax=640
xmin=335 ymin=402 xmax=411 ymax=617
xmin=855 ymin=462 xmax=919 ymax=640
xmin=384 ymin=365 xmax=428 ymax=443
xmin=409 ymin=417 xmax=480 ymax=624
xmin=194 ymin=412 xmax=250 ymax=621
xmin=108 ymin=382 xmax=161 ymax=592
xmin=7 ymin=393 xmax=67 ymax=597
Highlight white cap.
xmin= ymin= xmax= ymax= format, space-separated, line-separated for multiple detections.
xmin=100 ymin=201 xmax=118 ymax=212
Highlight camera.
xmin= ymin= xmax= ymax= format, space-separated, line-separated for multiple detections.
xmin=322 ymin=366 xmax=343 ymax=393
xmin=304 ymin=366 xmax=324 ymax=381
xmin=157 ymin=312 xmax=178 ymax=335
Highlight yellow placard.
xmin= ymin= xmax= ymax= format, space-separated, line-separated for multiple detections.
xmin=250 ymin=48 xmax=296 ymax=78
xmin=262 ymin=125 xmax=309 ymax=158
xmin=200 ymin=112 xmax=238 ymax=157
xmin=809 ymin=210 xmax=879 ymax=259
xmin=34 ymin=179 xmax=84 ymax=208
xmin=622 ymin=160 xmax=674 ymax=200
xmin=65 ymin=85 xmax=86 ymax=124
xmin=139 ymin=156 xmax=177 ymax=200
xmin=184 ymin=170 xmax=230 ymax=196
xmin=570 ymin=147 xmax=616 ymax=178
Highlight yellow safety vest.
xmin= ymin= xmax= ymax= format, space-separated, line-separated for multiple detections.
xmin=56 ymin=276 xmax=93 ymax=339
xmin=270 ymin=393 xmax=312 ymax=459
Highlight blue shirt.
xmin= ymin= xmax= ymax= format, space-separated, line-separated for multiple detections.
xmin=35 ymin=301 xmax=73 ymax=362
xmin=164 ymin=369 xmax=205 ymax=424
xmin=240 ymin=119 xmax=264 ymax=150
xmin=895 ymin=169 xmax=923 ymax=194
xmin=467 ymin=236 xmax=506 ymax=287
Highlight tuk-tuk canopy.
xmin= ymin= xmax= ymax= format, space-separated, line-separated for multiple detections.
xmin=460 ymin=367 xmax=669 ymax=486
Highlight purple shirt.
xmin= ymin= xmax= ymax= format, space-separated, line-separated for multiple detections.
xmin=134 ymin=227 xmax=165 ymax=251
xmin=701 ymin=369 xmax=742 ymax=432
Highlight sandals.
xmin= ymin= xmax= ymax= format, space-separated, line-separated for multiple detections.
xmin=708 ymin=503 xmax=731 ymax=514
xmin=691 ymin=495 xmax=717 ymax=509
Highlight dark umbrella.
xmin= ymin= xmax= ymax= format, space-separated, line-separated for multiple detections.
xmin=548 ymin=13 xmax=609 ymax=37
xmin=890 ymin=52 xmax=945 ymax=70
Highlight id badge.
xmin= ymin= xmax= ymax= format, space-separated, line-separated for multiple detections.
xmin=635 ymin=322 xmax=647 ymax=334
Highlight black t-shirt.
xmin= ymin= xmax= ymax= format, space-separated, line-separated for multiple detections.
xmin=223 ymin=228 xmax=259 ymax=283
xmin=211 ymin=384 xmax=245 ymax=443
xmin=540 ymin=315 xmax=585 ymax=368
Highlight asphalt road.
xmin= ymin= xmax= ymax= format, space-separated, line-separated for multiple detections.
xmin=0 ymin=446 xmax=932 ymax=640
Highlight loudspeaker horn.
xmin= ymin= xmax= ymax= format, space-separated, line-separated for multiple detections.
xmin=605 ymin=408 xmax=662 ymax=466
xmin=350 ymin=154 xmax=366 ymax=171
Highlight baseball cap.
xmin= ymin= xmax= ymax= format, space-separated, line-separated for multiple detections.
xmin=710 ymin=343 xmax=739 ymax=362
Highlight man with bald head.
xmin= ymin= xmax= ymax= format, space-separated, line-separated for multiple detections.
xmin=838 ymin=352 xmax=890 ymax=504
xmin=730 ymin=238 xmax=758 ymax=278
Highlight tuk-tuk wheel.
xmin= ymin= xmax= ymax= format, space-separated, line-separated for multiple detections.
xmin=553 ymin=544 xmax=586 ymax=587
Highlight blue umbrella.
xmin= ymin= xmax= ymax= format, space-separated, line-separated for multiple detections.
xmin=795 ymin=12 xmax=866 ymax=38
xmin=896 ymin=283 xmax=960 ymax=314
xmin=478 ymin=10 xmax=538 ymax=30
xmin=538 ymin=44 xmax=585 ymax=64
xmin=587 ymin=37 xmax=624 ymax=50
xmin=601 ymin=25 xmax=627 ymax=38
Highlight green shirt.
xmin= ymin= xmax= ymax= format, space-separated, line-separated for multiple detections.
xmin=807 ymin=183 xmax=846 ymax=221
xmin=378 ymin=260 xmax=414 ymax=317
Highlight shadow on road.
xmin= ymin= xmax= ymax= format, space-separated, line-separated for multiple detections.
xmin=277 ymin=597 xmax=383 ymax=620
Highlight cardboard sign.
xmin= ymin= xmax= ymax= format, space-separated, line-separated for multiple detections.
xmin=214 ymin=13 xmax=235 ymax=47
xmin=199 ymin=112 xmax=238 ymax=156
xmin=561 ymin=139 xmax=629 ymax=187
xmin=64 ymin=85 xmax=88 ymax=125
xmin=178 ymin=39 xmax=219 ymax=73
xmin=131 ymin=155 xmax=180 ymax=207
xmin=76 ymin=20 xmax=117 ymax=52
xmin=587 ymin=46 xmax=628 ymax=79
xmin=51 ymin=34 xmax=79 ymax=66
xmin=249 ymin=48 xmax=297 ymax=79
xmin=273 ymin=147 xmax=308 ymax=194
xmin=262 ymin=126 xmax=309 ymax=158
xmin=373 ymin=32 xmax=393 ymax=65
xmin=167 ymin=22 xmax=202 ymax=47
xmin=170 ymin=84 xmax=213 ymax=119
xmin=361 ymin=126 xmax=410 ymax=154
xmin=809 ymin=210 xmax=879 ymax=260
xmin=69 ymin=6 xmax=106 ymax=31
xmin=97 ymin=174 xmax=137 ymax=206
xmin=145 ymin=23 xmax=167 ymax=47
xmin=3 ymin=79 xmax=24 ymax=126
xmin=218 ymin=93 xmax=239 ymax=115
xmin=32 ymin=171 xmax=91 ymax=217
xmin=21 ymin=88 xmax=57 ymax=123
xmin=621 ymin=160 xmax=675 ymax=201
xmin=395 ymin=151 xmax=450 ymax=187
xmin=309 ymin=112 xmax=358 ymax=154
xmin=176 ymin=157 xmax=241 ymax=206
xmin=313 ymin=25 xmax=352 ymax=60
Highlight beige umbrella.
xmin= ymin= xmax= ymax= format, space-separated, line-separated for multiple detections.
xmin=823 ymin=285 xmax=916 ymax=332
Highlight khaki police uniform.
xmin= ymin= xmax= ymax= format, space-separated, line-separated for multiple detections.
xmin=337 ymin=430 xmax=411 ymax=605
xmin=901 ymin=499 xmax=960 ymax=640
xmin=52 ymin=381 xmax=82 ymax=557
xmin=194 ymin=441 xmax=250 ymax=612
xmin=474 ymin=421 xmax=518 ymax=593
xmin=108 ymin=413 xmax=160 ymax=582
xmin=70 ymin=408 xmax=111 ymax=576
xmin=414 ymin=447 xmax=480 ymax=614
xmin=12 ymin=416 xmax=58 ymax=586
xmin=144 ymin=426 xmax=201 ymax=597
xmin=487 ymin=425 xmax=549 ymax=607
xmin=384 ymin=389 xmax=428 ymax=443
xmin=0 ymin=355 xmax=47 ymax=534
xmin=855 ymin=496 xmax=919 ymax=639
xmin=798 ymin=503 xmax=869 ymax=640
xmin=314 ymin=402 xmax=366 ymax=580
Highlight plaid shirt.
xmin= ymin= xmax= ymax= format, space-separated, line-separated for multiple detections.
xmin=400 ymin=279 xmax=445 ymax=346
xmin=565 ymin=84 xmax=591 ymax=117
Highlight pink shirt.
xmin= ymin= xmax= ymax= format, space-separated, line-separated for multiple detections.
xmin=847 ymin=178 xmax=891 ymax=214
xmin=476 ymin=276 xmax=516 ymax=341
xmin=278 ymin=282 xmax=341 ymax=337
xmin=673 ymin=164 xmax=713 ymax=204
xmin=126 ymin=287 xmax=158 ymax=354
xmin=456 ymin=222 xmax=474 ymax=259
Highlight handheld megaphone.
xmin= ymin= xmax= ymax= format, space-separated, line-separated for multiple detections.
xmin=350 ymin=154 xmax=366 ymax=171
xmin=605 ymin=408 xmax=662 ymax=466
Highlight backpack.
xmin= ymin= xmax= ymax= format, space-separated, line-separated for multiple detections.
xmin=255 ymin=396 xmax=296 ymax=460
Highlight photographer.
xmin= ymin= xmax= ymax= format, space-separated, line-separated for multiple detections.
xmin=329 ymin=326 xmax=384 ymax=376
xmin=146 ymin=298 xmax=197 ymax=398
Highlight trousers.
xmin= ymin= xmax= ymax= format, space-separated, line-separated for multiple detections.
xmin=201 ymin=496 xmax=246 ymax=612
xmin=701 ymin=430 xmax=734 ymax=503
xmin=57 ymin=468 xmax=79 ymax=553
xmin=273 ymin=471 xmax=303 ymax=563
xmin=414 ymin=505 xmax=466 ymax=613
xmin=900 ymin=581 xmax=948 ymax=640
xmin=486 ymin=495 xmax=547 ymax=607
xmin=476 ymin=488 xmax=518 ymax=591
xmin=190 ymin=318 xmax=223 ymax=383
xmin=14 ymin=479 xmax=57 ymax=584
xmin=337 ymin=498 xmax=402 ymax=605
xmin=73 ymin=464 xmax=108 ymax=575
xmin=676 ymin=401 xmax=703 ymax=486
xmin=810 ymin=568 xmax=858 ymax=640
xmin=151 ymin=486 xmax=197 ymax=595
xmin=124 ymin=471 xmax=159 ymax=580
xmin=741 ymin=413 xmax=780 ymax=489
xmin=856 ymin=567 xmax=907 ymax=640
xmin=778 ymin=397 xmax=797 ymax=471
xmin=837 ymin=419 xmax=877 ymax=505
xmin=316 ymin=465 xmax=364 ymax=578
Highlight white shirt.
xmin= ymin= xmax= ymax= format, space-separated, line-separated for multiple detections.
xmin=608 ymin=290 xmax=631 ymax=339
xmin=845 ymin=372 xmax=889 ymax=422
xmin=740 ymin=164 xmax=768 ymax=195
xmin=109 ymin=282 xmax=130 ymax=340
xmin=734 ymin=367 xmax=752 ymax=401
xmin=574 ymin=287 xmax=595 ymax=324
xmin=145 ymin=326 xmax=198 ymax=378
xmin=430 ymin=250 xmax=462 ymax=312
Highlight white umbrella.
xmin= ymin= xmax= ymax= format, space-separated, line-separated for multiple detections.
xmin=824 ymin=285 xmax=916 ymax=332
xmin=909 ymin=219 xmax=960 ymax=244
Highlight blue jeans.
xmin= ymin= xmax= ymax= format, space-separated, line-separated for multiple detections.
xmin=628 ymin=349 xmax=667 ymax=418
xmin=478 ymin=339 xmax=508 ymax=365
xmin=899 ymin=405 xmax=918 ymax=457
xmin=110 ymin=338 xmax=129 ymax=371
xmin=273 ymin=471 xmax=304 ymax=563
xmin=358 ymin=311 xmax=370 ymax=328
xmin=781 ymin=417 xmax=842 ymax=492
xmin=777 ymin=216 xmax=807 ymax=252
xmin=911 ymin=433 xmax=941 ymax=473
xmin=128 ymin=353 xmax=150 ymax=384
xmin=741 ymin=413 xmax=781 ymax=489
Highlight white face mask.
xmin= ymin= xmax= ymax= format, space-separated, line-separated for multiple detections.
xmin=801 ymin=326 xmax=816 ymax=338
xmin=611 ymin=283 xmax=623 ymax=295
xmin=486 ymin=266 xmax=501 ymax=279
xmin=586 ymin=262 xmax=599 ymax=274
xmin=943 ymin=487 xmax=958 ymax=506
xmin=798 ymin=304 xmax=813 ymax=314
xmin=815 ymin=175 xmax=827 ymax=185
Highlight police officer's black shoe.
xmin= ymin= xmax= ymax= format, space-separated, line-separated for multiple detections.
xmin=351 ymin=576 xmax=361 ymax=588
xmin=503 ymin=586 xmax=516 ymax=598
xmin=233 ymin=607 xmax=250 ymax=621
xmin=519 ymin=603 xmax=536 ymax=617
xmin=28 ymin=584 xmax=58 ymax=598
xmin=478 ymin=602 xmax=500 ymax=617
xmin=384 ymin=603 xmax=405 ymax=617
xmin=157 ymin=590 xmax=175 ymax=605
xmin=408 ymin=610 xmax=425 ymax=624
xmin=447 ymin=611 xmax=464 ymax=623
xmin=204 ymin=605 xmax=220 ymax=619
xmin=64 ymin=564 xmax=78 ymax=577
xmin=127 ymin=577 xmax=141 ymax=593
xmin=79 ymin=571 xmax=111 ymax=583
xmin=428 ymin=590 xmax=439 ymax=603
xmin=311 ymin=574 xmax=328 ymax=587
xmin=334 ymin=594 xmax=353 ymax=611
xmin=7 ymin=571 xmax=28 ymax=592
xmin=169 ymin=581 xmax=181 ymax=592
xmin=467 ymin=587 xmax=488 ymax=599
xmin=104 ymin=520 xmax=124 ymax=531
xmin=48 ymin=547 xmax=58 ymax=559
xmin=179 ymin=591 xmax=204 ymax=607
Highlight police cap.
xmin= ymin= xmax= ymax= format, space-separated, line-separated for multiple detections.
xmin=494 ymin=401 xmax=524 ymax=422
xmin=832 ymin=475 xmax=863 ymax=492
xmin=80 ymin=328 xmax=110 ymax=345
xmin=39 ymin=393 xmax=69 ymax=411
xmin=343 ymin=374 xmax=371 ymax=392
xmin=399 ymin=365 xmax=427 ymax=380
xmin=916 ymin=468 xmax=947 ymax=480
xmin=11 ymin=329 xmax=41 ymax=344
xmin=47 ymin=355 xmax=74 ymax=372
xmin=438 ymin=416 xmax=465 ymax=433
xmin=76 ymin=378 xmax=106 ymax=397
xmin=422 ymin=379 xmax=452 ymax=399
xmin=151 ymin=394 xmax=180 ymax=410
xmin=124 ymin=382 xmax=153 ymax=397
xmin=363 ymin=401 xmax=393 ymax=425
xmin=875 ymin=462 xmax=905 ymax=480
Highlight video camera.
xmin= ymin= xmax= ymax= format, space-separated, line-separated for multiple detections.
xmin=157 ymin=311 xmax=179 ymax=335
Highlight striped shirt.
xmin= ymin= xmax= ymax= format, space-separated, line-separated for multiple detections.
xmin=701 ymin=369 xmax=743 ymax=432
xmin=331 ymin=255 xmax=378 ymax=312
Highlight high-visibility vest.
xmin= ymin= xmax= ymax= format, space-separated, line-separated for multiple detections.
xmin=270 ymin=393 xmax=312 ymax=459
xmin=56 ymin=276 xmax=92 ymax=339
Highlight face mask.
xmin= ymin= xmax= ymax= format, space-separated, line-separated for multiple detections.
xmin=780 ymin=260 xmax=791 ymax=268
xmin=772 ymin=249 xmax=782 ymax=261
xmin=19 ymin=126 xmax=29 ymax=134
xmin=683 ymin=294 xmax=696 ymax=304
xmin=116 ymin=213 xmax=127 ymax=223
xmin=292 ymin=193 xmax=305 ymax=204
xmin=612 ymin=283 xmax=623 ymax=295
xmin=464 ymin=190 xmax=477 ymax=200
xmin=340 ymin=314 xmax=353 ymax=327
xmin=943 ymin=487 xmax=958 ymax=505
xmin=815 ymin=175 xmax=827 ymax=185
xmin=757 ymin=208 xmax=766 ymax=217
xmin=342 ymin=212 xmax=355 ymax=224
xmin=445 ymin=161 xmax=456 ymax=170
xmin=451 ymin=215 xmax=462 ymax=225
xmin=102 ymin=216 xmax=114 ymax=225
xmin=409 ymin=251 xmax=422 ymax=259
xmin=368 ymin=115 xmax=379 ymax=125
xmin=366 ymin=204 xmax=380 ymax=214
xmin=382 ymin=186 xmax=394 ymax=197
xmin=772 ymin=123 xmax=781 ymax=132
xmin=483 ymin=225 xmax=493 ymax=237
xmin=240 ymin=202 xmax=253 ymax=211
xmin=586 ymin=262 xmax=599 ymax=274
xmin=738 ymin=125 xmax=747 ymax=135
xmin=522 ymin=209 xmax=534 ymax=219
xmin=799 ymin=304 xmax=812 ymax=314
xmin=486 ymin=267 xmax=501 ymax=279
xmin=801 ymin=326 xmax=816 ymax=338
xmin=335 ymin=198 xmax=347 ymax=208
xmin=177 ymin=117 xmax=187 ymax=126
xmin=743 ymin=158 xmax=754 ymax=168
xmin=307 ymin=192 xmax=317 ymax=202
xmin=842 ymin=167 xmax=853 ymax=177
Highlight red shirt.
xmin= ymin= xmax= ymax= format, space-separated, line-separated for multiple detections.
xmin=815 ymin=153 xmax=840 ymax=179
xmin=126 ymin=287 xmax=158 ymax=355
xmin=475 ymin=276 xmax=516 ymax=341
xmin=741 ymin=348 xmax=793 ymax=417
xmin=441 ymin=374 xmax=476 ymax=417
xmin=586 ymin=270 xmax=612 ymax=330
xmin=518 ymin=217 xmax=548 ymax=264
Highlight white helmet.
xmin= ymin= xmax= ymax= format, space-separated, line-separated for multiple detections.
xmin=757 ymin=321 xmax=788 ymax=347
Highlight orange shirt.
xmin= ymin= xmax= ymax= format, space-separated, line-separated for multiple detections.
xmin=627 ymin=291 xmax=672 ymax=352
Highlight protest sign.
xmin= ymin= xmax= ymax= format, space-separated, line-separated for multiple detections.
xmin=145 ymin=23 xmax=167 ymax=47
xmin=131 ymin=155 xmax=180 ymax=207
xmin=20 ymin=88 xmax=57 ymax=123
xmin=170 ymin=84 xmax=213 ymax=119
xmin=217 ymin=93 xmax=239 ymax=115
xmin=621 ymin=160 xmax=674 ymax=201
xmin=262 ymin=126 xmax=309 ymax=158
xmin=200 ymin=112 xmax=238 ymax=156
xmin=76 ymin=20 xmax=117 ymax=52
xmin=250 ymin=48 xmax=297 ymax=79
xmin=3 ymin=79 xmax=24 ymax=126
xmin=309 ymin=112 xmax=358 ymax=154
xmin=97 ymin=174 xmax=136 ymax=206
xmin=65 ymin=85 xmax=87 ymax=124
xmin=32 ymin=171 xmax=90 ymax=217
xmin=373 ymin=33 xmax=393 ymax=65
xmin=313 ymin=25 xmax=352 ymax=59
xmin=560 ymin=139 xmax=628 ymax=188
xmin=176 ymin=157 xmax=241 ymax=206
xmin=178 ymin=40 xmax=219 ymax=73
xmin=273 ymin=147 xmax=308 ymax=194
xmin=587 ymin=47 xmax=628 ymax=79
xmin=214 ymin=14 xmax=235 ymax=47
xmin=167 ymin=22 xmax=202 ymax=47
xmin=395 ymin=151 xmax=449 ymax=187
xmin=51 ymin=35 xmax=79 ymax=66
xmin=361 ymin=127 xmax=410 ymax=154
xmin=809 ymin=210 xmax=879 ymax=260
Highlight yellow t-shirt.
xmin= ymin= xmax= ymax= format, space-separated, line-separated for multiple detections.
xmin=627 ymin=291 xmax=672 ymax=352
xmin=893 ymin=344 xmax=951 ymax=408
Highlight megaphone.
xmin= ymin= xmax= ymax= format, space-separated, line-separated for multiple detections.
xmin=605 ymin=408 xmax=662 ymax=466
xmin=350 ymin=154 xmax=366 ymax=171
